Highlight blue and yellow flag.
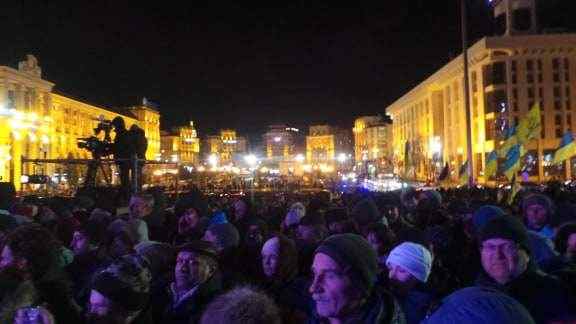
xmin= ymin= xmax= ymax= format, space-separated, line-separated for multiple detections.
xmin=485 ymin=150 xmax=498 ymax=179
xmin=498 ymin=125 xmax=518 ymax=158
xmin=517 ymin=103 xmax=542 ymax=144
xmin=553 ymin=132 xmax=576 ymax=165
xmin=459 ymin=160 xmax=469 ymax=185
xmin=503 ymin=144 xmax=521 ymax=181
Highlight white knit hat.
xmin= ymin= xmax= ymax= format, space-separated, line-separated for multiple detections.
xmin=386 ymin=242 xmax=433 ymax=283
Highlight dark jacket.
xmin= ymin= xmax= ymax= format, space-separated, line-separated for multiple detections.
xmin=262 ymin=276 xmax=312 ymax=323
xmin=307 ymin=287 xmax=406 ymax=324
xmin=157 ymin=271 xmax=222 ymax=324
xmin=393 ymin=284 xmax=436 ymax=324
xmin=476 ymin=267 xmax=576 ymax=323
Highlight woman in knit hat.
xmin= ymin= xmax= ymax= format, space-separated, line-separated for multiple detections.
xmin=386 ymin=242 xmax=436 ymax=324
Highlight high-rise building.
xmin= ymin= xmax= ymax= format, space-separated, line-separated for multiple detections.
xmin=387 ymin=0 xmax=576 ymax=183
xmin=353 ymin=116 xmax=392 ymax=171
xmin=263 ymin=125 xmax=299 ymax=161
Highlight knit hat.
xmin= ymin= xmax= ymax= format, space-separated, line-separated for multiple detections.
xmin=92 ymin=255 xmax=151 ymax=311
xmin=315 ymin=234 xmax=378 ymax=296
xmin=479 ymin=216 xmax=530 ymax=252
xmin=351 ymin=197 xmax=380 ymax=226
xmin=422 ymin=287 xmax=535 ymax=324
xmin=472 ymin=205 xmax=506 ymax=234
xmin=386 ymin=242 xmax=433 ymax=283
xmin=206 ymin=223 xmax=240 ymax=251
xmin=175 ymin=190 xmax=208 ymax=218
xmin=522 ymin=193 xmax=554 ymax=215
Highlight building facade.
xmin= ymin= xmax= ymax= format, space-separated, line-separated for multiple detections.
xmin=353 ymin=116 xmax=393 ymax=175
xmin=0 ymin=55 xmax=161 ymax=189
xmin=387 ymin=32 xmax=576 ymax=183
xmin=160 ymin=121 xmax=200 ymax=166
xmin=202 ymin=129 xmax=247 ymax=166
xmin=263 ymin=125 xmax=299 ymax=161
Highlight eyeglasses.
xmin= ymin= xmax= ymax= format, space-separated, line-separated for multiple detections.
xmin=481 ymin=242 xmax=518 ymax=255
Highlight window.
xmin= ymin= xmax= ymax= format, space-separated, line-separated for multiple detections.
xmin=538 ymin=74 xmax=543 ymax=83
xmin=564 ymin=58 xmax=570 ymax=70
xmin=538 ymin=88 xmax=543 ymax=98
xmin=537 ymin=60 xmax=543 ymax=70
xmin=555 ymin=115 xmax=562 ymax=126
xmin=512 ymin=74 xmax=517 ymax=84
xmin=527 ymin=73 xmax=534 ymax=83
xmin=528 ymin=88 xmax=535 ymax=98
xmin=555 ymin=101 xmax=562 ymax=110
xmin=511 ymin=61 xmax=517 ymax=71
xmin=567 ymin=99 xmax=572 ymax=111
xmin=567 ymin=87 xmax=571 ymax=97
xmin=526 ymin=60 xmax=534 ymax=71
xmin=513 ymin=101 xmax=519 ymax=112
xmin=554 ymin=73 xmax=560 ymax=82
xmin=513 ymin=88 xmax=518 ymax=99
xmin=553 ymin=58 xmax=560 ymax=70
xmin=556 ymin=128 xmax=563 ymax=138
xmin=513 ymin=8 xmax=532 ymax=31
xmin=554 ymin=87 xmax=562 ymax=98
xmin=568 ymin=114 xmax=572 ymax=128
xmin=492 ymin=62 xmax=507 ymax=85
xmin=485 ymin=90 xmax=507 ymax=114
xmin=566 ymin=72 xmax=571 ymax=82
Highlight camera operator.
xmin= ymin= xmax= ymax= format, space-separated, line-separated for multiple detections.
xmin=112 ymin=117 xmax=133 ymax=193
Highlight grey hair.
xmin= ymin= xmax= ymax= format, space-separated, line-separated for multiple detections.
xmin=200 ymin=286 xmax=281 ymax=324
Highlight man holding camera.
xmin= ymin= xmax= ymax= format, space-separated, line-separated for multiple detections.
xmin=111 ymin=117 xmax=147 ymax=194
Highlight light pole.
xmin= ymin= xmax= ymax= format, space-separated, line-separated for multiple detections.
xmin=461 ymin=0 xmax=474 ymax=187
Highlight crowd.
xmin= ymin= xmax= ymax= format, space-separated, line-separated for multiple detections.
xmin=0 ymin=181 xmax=576 ymax=324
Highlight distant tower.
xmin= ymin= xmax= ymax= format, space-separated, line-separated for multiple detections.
xmin=491 ymin=0 xmax=538 ymax=36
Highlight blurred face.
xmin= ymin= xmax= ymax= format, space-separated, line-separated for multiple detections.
xmin=297 ymin=225 xmax=318 ymax=244
xmin=233 ymin=200 xmax=248 ymax=220
xmin=178 ymin=208 xmax=200 ymax=235
xmin=247 ymin=225 xmax=264 ymax=246
xmin=328 ymin=221 xmax=346 ymax=235
xmin=129 ymin=197 xmax=151 ymax=219
xmin=71 ymin=231 xmax=90 ymax=256
xmin=524 ymin=204 xmax=548 ymax=231
xmin=175 ymin=251 xmax=213 ymax=290
xmin=109 ymin=236 xmax=133 ymax=259
xmin=0 ymin=245 xmax=16 ymax=270
xmin=309 ymin=253 xmax=363 ymax=320
xmin=88 ymin=290 xmax=112 ymax=317
xmin=566 ymin=233 xmax=576 ymax=260
xmin=481 ymin=238 xmax=527 ymax=284
xmin=202 ymin=230 xmax=219 ymax=250
xmin=366 ymin=232 xmax=383 ymax=256
xmin=261 ymin=237 xmax=280 ymax=278
xmin=387 ymin=263 xmax=419 ymax=293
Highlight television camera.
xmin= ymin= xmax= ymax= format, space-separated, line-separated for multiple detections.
xmin=76 ymin=116 xmax=114 ymax=157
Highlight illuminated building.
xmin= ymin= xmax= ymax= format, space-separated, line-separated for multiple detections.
xmin=387 ymin=0 xmax=576 ymax=183
xmin=263 ymin=125 xmax=299 ymax=161
xmin=353 ymin=116 xmax=393 ymax=174
xmin=202 ymin=129 xmax=247 ymax=165
xmin=304 ymin=125 xmax=353 ymax=175
xmin=0 ymin=55 xmax=161 ymax=189
xmin=160 ymin=121 xmax=200 ymax=165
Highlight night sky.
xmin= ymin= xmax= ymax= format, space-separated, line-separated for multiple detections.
xmin=2 ymin=1 xmax=574 ymax=144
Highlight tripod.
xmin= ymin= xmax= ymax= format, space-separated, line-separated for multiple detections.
xmin=84 ymin=153 xmax=113 ymax=188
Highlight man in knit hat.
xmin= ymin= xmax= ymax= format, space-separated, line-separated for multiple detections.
xmin=476 ymin=216 xmax=575 ymax=323
xmin=522 ymin=193 xmax=555 ymax=239
xmin=308 ymin=234 xmax=404 ymax=324
xmin=386 ymin=242 xmax=435 ymax=324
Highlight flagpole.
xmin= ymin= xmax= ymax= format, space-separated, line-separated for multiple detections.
xmin=461 ymin=0 xmax=474 ymax=187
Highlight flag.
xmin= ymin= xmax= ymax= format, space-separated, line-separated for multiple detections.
xmin=507 ymin=174 xmax=522 ymax=205
xmin=459 ymin=160 xmax=469 ymax=185
xmin=485 ymin=151 xmax=498 ymax=179
xmin=437 ymin=162 xmax=449 ymax=182
xmin=503 ymin=144 xmax=521 ymax=181
xmin=498 ymin=125 xmax=518 ymax=158
xmin=553 ymin=132 xmax=576 ymax=165
xmin=517 ymin=103 xmax=542 ymax=144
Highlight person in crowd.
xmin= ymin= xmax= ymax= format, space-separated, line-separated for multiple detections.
xmin=422 ymin=287 xmax=535 ymax=324
xmin=87 ymin=254 xmax=152 ymax=323
xmin=308 ymin=233 xmax=405 ymax=324
xmin=283 ymin=202 xmax=306 ymax=236
xmin=476 ymin=216 xmax=576 ymax=323
xmin=297 ymin=212 xmax=328 ymax=246
xmin=555 ymin=222 xmax=576 ymax=263
xmin=260 ymin=234 xmax=311 ymax=322
xmin=156 ymin=241 xmax=222 ymax=324
xmin=386 ymin=242 xmax=436 ymax=324
xmin=351 ymin=196 xmax=381 ymax=235
xmin=172 ymin=191 xmax=209 ymax=245
xmin=0 ymin=224 xmax=81 ymax=323
xmin=325 ymin=208 xmax=358 ymax=235
xmin=365 ymin=223 xmax=396 ymax=272
xmin=522 ymin=193 xmax=555 ymax=239
xmin=203 ymin=222 xmax=243 ymax=288
xmin=200 ymin=286 xmax=281 ymax=324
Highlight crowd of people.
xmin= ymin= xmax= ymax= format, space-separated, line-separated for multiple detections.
xmin=0 ymin=181 xmax=575 ymax=323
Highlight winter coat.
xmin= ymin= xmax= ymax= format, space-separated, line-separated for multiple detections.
xmin=393 ymin=284 xmax=436 ymax=324
xmin=307 ymin=287 xmax=406 ymax=324
xmin=262 ymin=276 xmax=312 ymax=323
xmin=156 ymin=272 xmax=222 ymax=324
xmin=0 ymin=273 xmax=37 ymax=323
xmin=476 ymin=266 xmax=576 ymax=323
